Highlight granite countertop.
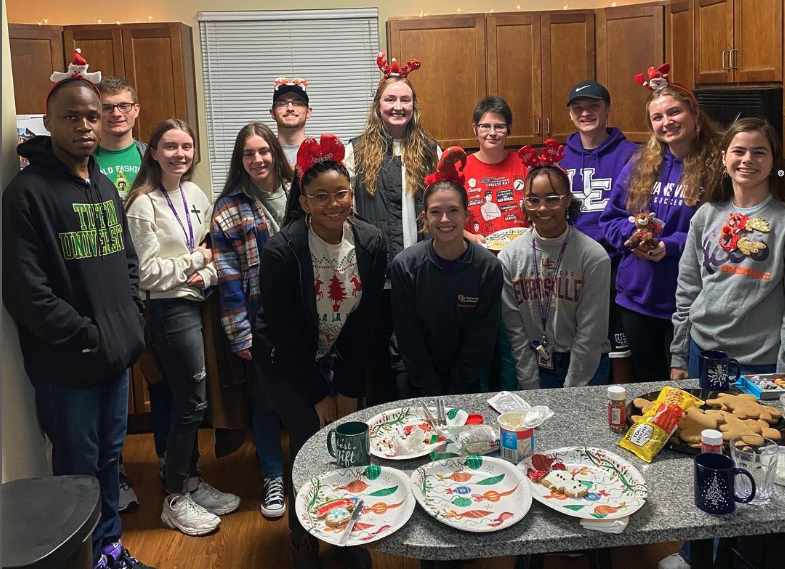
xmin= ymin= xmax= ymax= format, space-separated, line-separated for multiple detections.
xmin=292 ymin=380 xmax=785 ymax=560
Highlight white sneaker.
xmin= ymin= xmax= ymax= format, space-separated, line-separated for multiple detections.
xmin=659 ymin=553 xmax=690 ymax=569
xmin=190 ymin=480 xmax=240 ymax=515
xmin=261 ymin=476 xmax=286 ymax=518
xmin=118 ymin=465 xmax=139 ymax=512
xmin=161 ymin=494 xmax=220 ymax=536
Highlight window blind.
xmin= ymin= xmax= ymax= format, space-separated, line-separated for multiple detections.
xmin=198 ymin=9 xmax=380 ymax=198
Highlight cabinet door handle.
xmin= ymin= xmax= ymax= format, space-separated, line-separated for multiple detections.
xmin=545 ymin=118 xmax=551 ymax=135
xmin=721 ymin=50 xmax=729 ymax=70
xmin=730 ymin=48 xmax=738 ymax=69
xmin=535 ymin=118 xmax=541 ymax=135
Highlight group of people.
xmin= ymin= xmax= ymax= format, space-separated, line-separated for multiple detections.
xmin=3 ymin=47 xmax=784 ymax=569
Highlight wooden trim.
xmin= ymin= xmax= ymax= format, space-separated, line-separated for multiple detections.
xmin=699 ymin=0 xmax=726 ymax=6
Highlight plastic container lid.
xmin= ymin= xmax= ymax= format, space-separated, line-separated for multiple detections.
xmin=607 ymin=386 xmax=626 ymax=401
xmin=701 ymin=429 xmax=723 ymax=446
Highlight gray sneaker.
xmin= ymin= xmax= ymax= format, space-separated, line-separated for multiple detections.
xmin=190 ymin=480 xmax=240 ymax=515
xmin=161 ymin=494 xmax=220 ymax=536
xmin=118 ymin=465 xmax=139 ymax=512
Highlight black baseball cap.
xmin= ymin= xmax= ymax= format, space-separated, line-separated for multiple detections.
xmin=566 ymin=80 xmax=611 ymax=107
xmin=272 ymin=78 xmax=309 ymax=105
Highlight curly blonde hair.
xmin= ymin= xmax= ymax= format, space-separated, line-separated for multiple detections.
xmin=625 ymin=86 xmax=722 ymax=213
xmin=354 ymin=77 xmax=437 ymax=196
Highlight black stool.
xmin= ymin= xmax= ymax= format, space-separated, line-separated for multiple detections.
xmin=2 ymin=475 xmax=100 ymax=569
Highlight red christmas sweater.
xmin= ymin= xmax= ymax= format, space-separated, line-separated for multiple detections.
xmin=463 ymin=152 xmax=529 ymax=237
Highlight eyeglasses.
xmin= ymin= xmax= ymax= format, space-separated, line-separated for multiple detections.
xmin=523 ymin=194 xmax=570 ymax=209
xmin=101 ymin=102 xmax=136 ymax=114
xmin=476 ymin=123 xmax=508 ymax=134
xmin=273 ymin=100 xmax=308 ymax=109
xmin=304 ymin=189 xmax=352 ymax=207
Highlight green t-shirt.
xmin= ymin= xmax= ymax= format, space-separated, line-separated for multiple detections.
xmin=95 ymin=143 xmax=142 ymax=201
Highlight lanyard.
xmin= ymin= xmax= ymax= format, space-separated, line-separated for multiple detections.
xmin=160 ymin=184 xmax=195 ymax=253
xmin=531 ymin=228 xmax=570 ymax=341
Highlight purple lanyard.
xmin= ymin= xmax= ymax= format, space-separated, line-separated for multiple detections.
xmin=160 ymin=184 xmax=194 ymax=253
xmin=531 ymin=228 xmax=570 ymax=338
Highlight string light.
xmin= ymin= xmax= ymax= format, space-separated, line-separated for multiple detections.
xmin=42 ymin=18 xmax=48 ymax=24
xmin=97 ymin=19 xmax=102 ymax=24
xmin=563 ymin=4 xmax=569 ymax=9
xmin=516 ymin=4 xmax=522 ymax=10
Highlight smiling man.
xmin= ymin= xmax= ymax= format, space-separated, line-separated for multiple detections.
xmin=2 ymin=63 xmax=154 ymax=569
xmin=562 ymin=80 xmax=638 ymax=382
xmin=269 ymin=78 xmax=312 ymax=169
xmin=95 ymin=76 xmax=146 ymax=201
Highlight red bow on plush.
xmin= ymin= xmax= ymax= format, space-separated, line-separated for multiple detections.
xmin=634 ymin=62 xmax=695 ymax=100
xmin=517 ymin=139 xmax=566 ymax=168
xmin=377 ymin=50 xmax=421 ymax=81
xmin=424 ymin=146 xmax=467 ymax=187
xmin=296 ymin=134 xmax=346 ymax=183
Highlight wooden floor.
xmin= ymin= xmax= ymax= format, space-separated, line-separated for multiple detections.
xmin=120 ymin=429 xmax=681 ymax=569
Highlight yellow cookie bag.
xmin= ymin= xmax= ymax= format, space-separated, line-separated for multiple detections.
xmin=619 ymin=386 xmax=704 ymax=462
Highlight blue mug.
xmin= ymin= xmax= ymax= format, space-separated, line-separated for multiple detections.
xmin=694 ymin=453 xmax=756 ymax=514
xmin=699 ymin=350 xmax=740 ymax=391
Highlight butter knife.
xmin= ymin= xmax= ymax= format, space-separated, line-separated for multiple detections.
xmin=338 ymin=499 xmax=364 ymax=546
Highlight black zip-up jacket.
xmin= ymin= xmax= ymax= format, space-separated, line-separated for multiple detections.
xmin=252 ymin=215 xmax=387 ymax=405
xmin=3 ymin=136 xmax=145 ymax=387
xmin=390 ymin=238 xmax=503 ymax=395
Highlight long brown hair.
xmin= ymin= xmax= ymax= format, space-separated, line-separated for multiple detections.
xmin=353 ymin=77 xmax=437 ymax=196
xmin=125 ymin=119 xmax=197 ymax=210
xmin=217 ymin=122 xmax=292 ymax=203
xmin=705 ymin=117 xmax=785 ymax=204
xmin=625 ymin=86 xmax=722 ymax=213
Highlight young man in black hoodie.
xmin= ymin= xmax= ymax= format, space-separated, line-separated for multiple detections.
xmin=2 ymin=74 xmax=154 ymax=569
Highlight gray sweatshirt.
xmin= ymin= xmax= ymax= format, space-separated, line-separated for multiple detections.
xmin=499 ymin=227 xmax=611 ymax=389
xmin=671 ymin=199 xmax=785 ymax=370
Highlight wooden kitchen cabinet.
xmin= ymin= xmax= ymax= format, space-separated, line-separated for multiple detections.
xmin=596 ymin=3 xmax=665 ymax=142
xmin=8 ymin=24 xmax=65 ymax=115
xmin=63 ymin=23 xmax=199 ymax=145
xmin=695 ymin=0 xmax=782 ymax=84
xmin=666 ymin=0 xmax=695 ymax=90
xmin=387 ymin=15 xmax=487 ymax=148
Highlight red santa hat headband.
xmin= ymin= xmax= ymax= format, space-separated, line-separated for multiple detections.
xmin=518 ymin=139 xmax=567 ymax=173
xmin=45 ymin=49 xmax=102 ymax=113
xmin=296 ymin=134 xmax=346 ymax=185
xmin=377 ymin=51 xmax=421 ymax=83
xmin=634 ymin=62 xmax=696 ymax=101
xmin=424 ymin=147 xmax=468 ymax=188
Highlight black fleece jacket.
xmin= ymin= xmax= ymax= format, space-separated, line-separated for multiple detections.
xmin=252 ymin=215 xmax=387 ymax=405
xmin=3 ymin=136 xmax=145 ymax=387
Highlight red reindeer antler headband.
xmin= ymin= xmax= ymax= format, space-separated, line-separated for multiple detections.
xmin=425 ymin=147 xmax=468 ymax=188
xmin=377 ymin=51 xmax=421 ymax=82
xmin=518 ymin=139 xmax=567 ymax=171
xmin=296 ymin=134 xmax=346 ymax=184
xmin=634 ymin=62 xmax=696 ymax=100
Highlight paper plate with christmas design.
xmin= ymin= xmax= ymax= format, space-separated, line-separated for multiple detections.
xmin=410 ymin=455 xmax=531 ymax=533
xmin=295 ymin=465 xmax=416 ymax=547
xmin=367 ymin=406 xmax=469 ymax=460
xmin=518 ymin=447 xmax=648 ymax=520
xmin=484 ymin=228 xmax=527 ymax=251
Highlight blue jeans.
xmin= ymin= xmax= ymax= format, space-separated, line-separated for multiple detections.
xmin=148 ymin=298 xmax=207 ymax=495
xmin=687 ymin=338 xmax=776 ymax=378
xmin=34 ymin=371 xmax=129 ymax=564
xmin=246 ymin=361 xmax=284 ymax=479
xmin=539 ymin=353 xmax=611 ymax=389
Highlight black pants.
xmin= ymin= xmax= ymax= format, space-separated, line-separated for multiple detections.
xmin=619 ymin=305 xmax=673 ymax=383
xmin=368 ymin=288 xmax=395 ymax=405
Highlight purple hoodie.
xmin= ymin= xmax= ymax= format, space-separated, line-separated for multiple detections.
xmin=599 ymin=147 xmax=700 ymax=319
xmin=562 ymin=128 xmax=638 ymax=256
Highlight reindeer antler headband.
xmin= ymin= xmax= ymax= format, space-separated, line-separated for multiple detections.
xmin=424 ymin=147 xmax=468 ymax=188
xmin=377 ymin=51 xmax=421 ymax=83
xmin=634 ymin=62 xmax=696 ymax=100
xmin=518 ymin=139 xmax=567 ymax=172
xmin=296 ymin=134 xmax=346 ymax=184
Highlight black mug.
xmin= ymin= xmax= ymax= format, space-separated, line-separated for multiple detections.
xmin=694 ymin=452 xmax=756 ymax=514
xmin=699 ymin=350 xmax=741 ymax=391
xmin=327 ymin=421 xmax=371 ymax=468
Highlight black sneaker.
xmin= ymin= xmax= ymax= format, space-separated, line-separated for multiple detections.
xmin=289 ymin=532 xmax=322 ymax=569
xmin=102 ymin=541 xmax=157 ymax=569
xmin=339 ymin=546 xmax=372 ymax=569
xmin=262 ymin=476 xmax=286 ymax=518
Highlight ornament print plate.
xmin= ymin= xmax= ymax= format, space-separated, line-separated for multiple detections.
xmin=367 ymin=406 xmax=469 ymax=460
xmin=484 ymin=228 xmax=527 ymax=252
xmin=411 ymin=455 xmax=531 ymax=533
xmin=295 ymin=465 xmax=415 ymax=547
xmin=519 ymin=447 xmax=648 ymax=520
